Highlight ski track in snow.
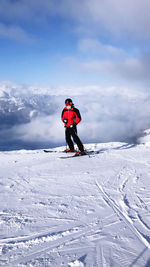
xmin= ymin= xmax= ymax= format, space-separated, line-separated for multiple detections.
xmin=0 ymin=142 xmax=150 ymax=266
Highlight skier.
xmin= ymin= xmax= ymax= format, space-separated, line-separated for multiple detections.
xmin=61 ymin=98 xmax=86 ymax=155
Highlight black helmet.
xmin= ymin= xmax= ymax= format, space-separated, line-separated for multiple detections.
xmin=65 ymin=98 xmax=73 ymax=104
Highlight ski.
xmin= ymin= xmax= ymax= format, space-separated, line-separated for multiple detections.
xmin=43 ymin=149 xmax=65 ymax=153
xmin=44 ymin=149 xmax=102 ymax=158
xmin=58 ymin=150 xmax=95 ymax=159
xmin=43 ymin=149 xmax=77 ymax=153
xmin=43 ymin=150 xmax=55 ymax=153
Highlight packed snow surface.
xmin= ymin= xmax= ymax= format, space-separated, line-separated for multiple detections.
xmin=0 ymin=142 xmax=150 ymax=266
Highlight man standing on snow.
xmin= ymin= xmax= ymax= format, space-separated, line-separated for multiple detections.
xmin=61 ymin=98 xmax=85 ymax=155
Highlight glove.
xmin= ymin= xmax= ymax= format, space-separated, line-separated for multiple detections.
xmin=70 ymin=123 xmax=76 ymax=128
xmin=63 ymin=119 xmax=68 ymax=124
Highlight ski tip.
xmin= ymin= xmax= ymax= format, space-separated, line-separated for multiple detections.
xmin=43 ymin=150 xmax=53 ymax=153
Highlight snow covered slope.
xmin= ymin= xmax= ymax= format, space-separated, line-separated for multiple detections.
xmin=0 ymin=142 xmax=150 ymax=266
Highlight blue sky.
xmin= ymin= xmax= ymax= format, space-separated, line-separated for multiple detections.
xmin=0 ymin=0 xmax=150 ymax=87
xmin=0 ymin=0 xmax=150 ymax=150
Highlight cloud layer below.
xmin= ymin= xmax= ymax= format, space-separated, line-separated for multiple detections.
xmin=0 ymin=81 xmax=150 ymax=150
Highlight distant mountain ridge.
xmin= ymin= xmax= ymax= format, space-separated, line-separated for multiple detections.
xmin=0 ymin=84 xmax=57 ymax=130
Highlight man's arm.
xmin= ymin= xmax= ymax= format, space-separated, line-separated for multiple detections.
xmin=61 ymin=109 xmax=65 ymax=122
xmin=73 ymin=108 xmax=82 ymax=125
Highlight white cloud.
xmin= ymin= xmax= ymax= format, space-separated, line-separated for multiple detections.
xmin=1 ymin=0 xmax=150 ymax=42
xmin=78 ymin=54 xmax=150 ymax=83
xmin=72 ymin=0 xmax=150 ymax=41
xmin=0 ymin=23 xmax=35 ymax=43
xmin=78 ymin=39 xmax=128 ymax=59
xmin=0 ymin=81 xmax=150 ymax=150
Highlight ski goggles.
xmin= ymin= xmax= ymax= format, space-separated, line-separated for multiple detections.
xmin=65 ymin=102 xmax=72 ymax=106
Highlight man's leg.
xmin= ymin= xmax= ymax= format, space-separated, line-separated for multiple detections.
xmin=65 ymin=127 xmax=74 ymax=150
xmin=70 ymin=127 xmax=84 ymax=152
